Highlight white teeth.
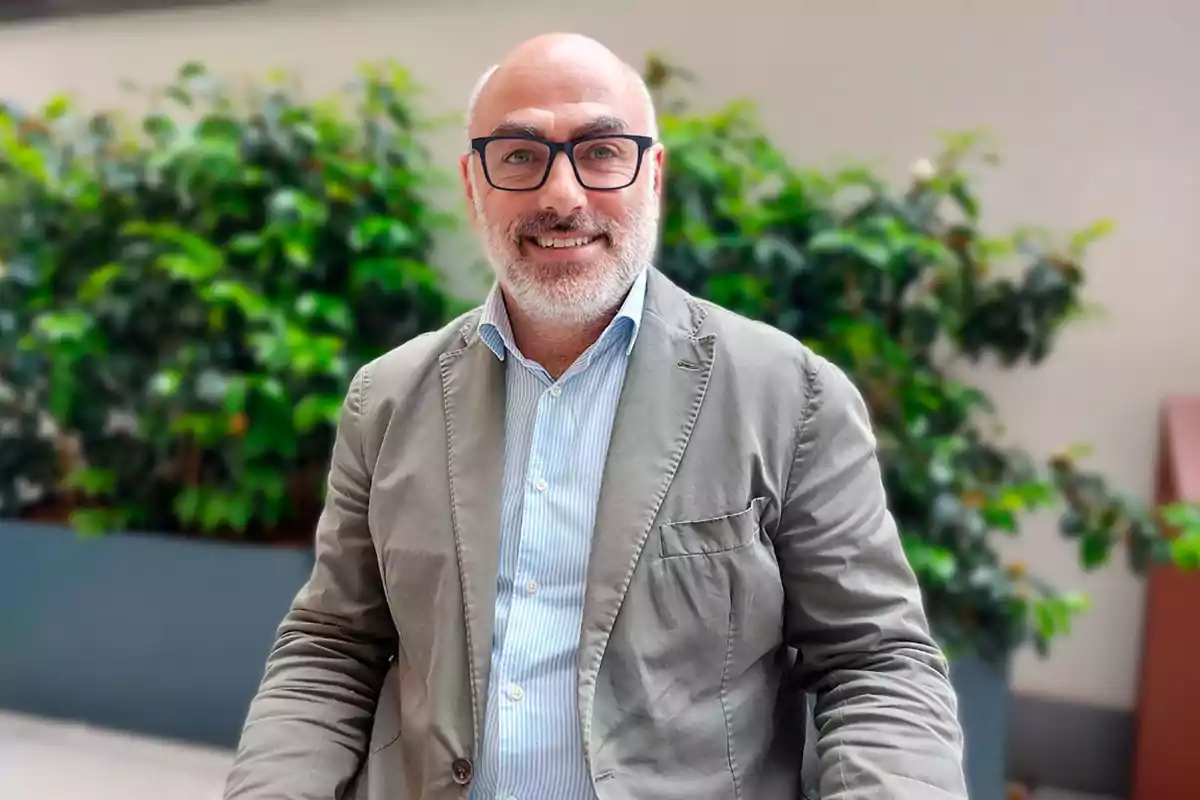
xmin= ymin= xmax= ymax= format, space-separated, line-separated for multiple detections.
xmin=534 ymin=236 xmax=595 ymax=249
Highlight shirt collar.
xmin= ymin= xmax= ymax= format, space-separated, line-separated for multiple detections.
xmin=478 ymin=267 xmax=648 ymax=363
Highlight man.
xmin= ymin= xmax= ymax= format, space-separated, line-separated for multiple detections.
xmin=225 ymin=32 xmax=967 ymax=800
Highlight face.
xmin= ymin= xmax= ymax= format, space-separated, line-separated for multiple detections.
xmin=461 ymin=62 xmax=665 ymax=326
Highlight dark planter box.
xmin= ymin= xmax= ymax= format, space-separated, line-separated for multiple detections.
xmin=0 ymin=520 xmax=313 ymax=749
xmin=951 ymin=652 xmax=1011 ymax=800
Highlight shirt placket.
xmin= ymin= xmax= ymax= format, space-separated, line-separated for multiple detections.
xmin=494 ymin=366 xmax=570 ymax=794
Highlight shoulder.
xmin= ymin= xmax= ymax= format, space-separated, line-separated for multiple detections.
xmin=647 ymin=268 xmax=823 ymax=388
xmin=647 ymin=269 xmax=863 ymax=425
xmin=683 ymin=290 xmax=866 ymax=430
xmin=690 ymin=296 xmax=874 ymax=476
xmin=695 ymin=297 xmax=831 ymax=392
xmin=352 ymin=306 xmax=483 ymax=414
xmin=697 ymin=298 xmax=818 ymax=369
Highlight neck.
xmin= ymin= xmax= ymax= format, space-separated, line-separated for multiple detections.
xmin=503 ymin=294 xmax=618 ymax=379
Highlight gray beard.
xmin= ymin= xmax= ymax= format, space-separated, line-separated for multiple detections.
xmin=474 ymin=183 xmax=660 ymax=326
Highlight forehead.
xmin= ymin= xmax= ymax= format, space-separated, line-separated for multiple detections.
xmin=472 ymin=60 xmax=646 ymax=138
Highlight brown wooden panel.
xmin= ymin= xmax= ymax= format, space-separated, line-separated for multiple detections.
xmin=1131 ymin=396 xmax=1200 ymax=800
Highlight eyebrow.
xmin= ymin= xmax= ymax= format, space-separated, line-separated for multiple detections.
xmin=571 ymin=115 xmax=629 ymax=138
xmin=488 ymin=114 xmax=631 ymax=140
xmin=489 ymin=120 xmax=543 ymax=138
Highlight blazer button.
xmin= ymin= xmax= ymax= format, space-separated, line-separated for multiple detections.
xmin=451 ymin=757 xmax=474 ymax=785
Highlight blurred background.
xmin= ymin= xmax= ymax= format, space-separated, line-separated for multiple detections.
xmin=2 ymin=1 xmax=1199 ymax=799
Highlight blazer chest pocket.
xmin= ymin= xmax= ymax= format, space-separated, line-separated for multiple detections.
xmin=658 ymin=496 xmax=768 ymax=558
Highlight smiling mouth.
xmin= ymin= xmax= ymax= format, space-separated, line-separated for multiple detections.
xmin=525 ymin=234 xmax=604 ymax=249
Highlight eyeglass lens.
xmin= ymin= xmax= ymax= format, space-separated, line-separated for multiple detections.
xmin=484 ymin=137 xmax=641 ymax=190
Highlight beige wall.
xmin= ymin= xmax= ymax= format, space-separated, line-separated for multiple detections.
xmin=3 ymin=0 xmax=1199 ymax=712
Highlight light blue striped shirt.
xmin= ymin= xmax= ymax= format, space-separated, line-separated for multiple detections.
xmin=469 ymin=268 xmax=648 ymax=800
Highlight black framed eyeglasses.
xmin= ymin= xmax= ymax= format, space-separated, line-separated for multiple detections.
xmin=470 ymin=133 xmax=655 ymax=192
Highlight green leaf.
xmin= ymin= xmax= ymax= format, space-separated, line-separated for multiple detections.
xmin=33 ymin=310 xmax=93 ymax=343
xmin=77 ymin=263 xmax=125 ymax=302
xmin=204 ymin=280 xmax=272 ymax=321
xmin=295 ymin=292 xmax=352 ymax=331
xmin=902 ymin=538 xmax=958 ymax=582
xmin=284 ymin=240 xmax=312 ymax=268
xmin=1079 ymin=532 xmax=1113 ymax=570
xmin=42 ymin=93 xmax=73 ymax=121
xmin=269 ymin=189 xmax=326 ymax=224
xmin=143 ymin=112 xmax=175 ymax=140
xmin=157 ymin=253 xmax=219 ymax=282
xmin=350 ymin=216 xmax=414 ymax=252
xmin=1069 ymin=218 xmax=1116 ymax=255
xmin=63 ymin=467 xmax=117 ymax=496
xmin=68 ymin=509 xmax=118 ymax=538
xmin=228 ymin=233 xmax=263 ymax=255
xmin=165 ymin=85 xmax=192 ymax=107
xmin=1163 ymin=502 xmax=1200 ymax=530
xmin=352 ymin=257 xmax=415 ymax=292
xmin=149 ymin=369 xmax=182 ymax=398
xmin=179 ymin=61 xmax=207 ymax=81
xmin=1169 ymin=533 xmax=1200 ymax=571
xmin=201 ymin=492 xmax=227 ymax=531
xmin=174 ymin=487 xmax=203 ymax=525
xmin=809 ymin=228 xmax=889 ymax=268
xmin=948 ymin=177 xmax=980 ymax=221
xmin=293 ymin=393 xmax=342 ymax=432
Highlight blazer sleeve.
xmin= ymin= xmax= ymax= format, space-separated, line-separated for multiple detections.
xmin=224 ymin=365 xmax=397 ymax=799
xmin=775 ymin=357 xmax=968 ymax=799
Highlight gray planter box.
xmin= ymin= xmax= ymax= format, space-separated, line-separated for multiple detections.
xmin=1 ymin=518 xmax=1012 ymax=792
xmin=0 ymin=520 xmax=313 ymax=749
xmin=951 ymin=652 xmax=1011 ymax=800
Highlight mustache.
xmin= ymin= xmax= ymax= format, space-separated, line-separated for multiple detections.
xmin=511 ymin=210 xmax=607 ymax=239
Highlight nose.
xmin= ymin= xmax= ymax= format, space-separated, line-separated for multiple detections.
xmin=537 ymin=150 xmax=586 ymax=217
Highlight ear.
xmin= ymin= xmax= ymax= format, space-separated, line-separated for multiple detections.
xmin=652 ymin=145 xmax=666 ymax=201
xmin=459 ymin=153 xmax=479 ymax=223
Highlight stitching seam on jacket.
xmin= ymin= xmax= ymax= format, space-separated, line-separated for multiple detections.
xmin=660 ymin=495 xmax=764 ymax=528
xmin=438 ymin=349 xmax=481 ymax=757
xmin=719 ymin=596 xmax=742 ymax=799
xmin=774 ymin=359 xmax=824 ymax=541
xmin=357 ymin=362 xmax=407 ymax=703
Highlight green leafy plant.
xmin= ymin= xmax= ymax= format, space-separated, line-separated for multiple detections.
xmin=647 ymin=56 xmax=1200 ymax=661
xmin=1164 ymin=502 xmax=1200 ymax=570
xmin=0 ymin=61 xmax=459 ymax=541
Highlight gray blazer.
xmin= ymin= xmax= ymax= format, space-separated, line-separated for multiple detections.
xmin=225 ymin=269 xmax=967 ymax=800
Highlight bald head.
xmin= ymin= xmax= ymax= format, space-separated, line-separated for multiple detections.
xmin=466 ymin=33 xmax=657 ymax=140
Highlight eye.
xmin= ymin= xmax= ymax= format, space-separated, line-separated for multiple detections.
xmin=502 ymin=149 xmax=535 ymax=164
xmin=583 ymin=144 xmax=618 ymax=160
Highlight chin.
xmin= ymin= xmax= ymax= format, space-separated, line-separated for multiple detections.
xmin=503 ymin=259 xmax=632 ymax=325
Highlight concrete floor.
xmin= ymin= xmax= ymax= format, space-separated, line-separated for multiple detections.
xmin=0 ymin=710 xmax=1118 ymax=800
xmin=1 ymin=711 xmax=231 ymax=800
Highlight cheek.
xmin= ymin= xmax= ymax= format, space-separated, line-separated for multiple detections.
xmin=592 ymin=193 xmax=636 ymax=226
xmin=482 ymin=195 xmax=533 ymax=231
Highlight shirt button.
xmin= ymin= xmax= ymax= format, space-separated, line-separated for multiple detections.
xmin=507 ymin=684 xmax=525 ymax=701
xmin=549 ymin=384 xmax=562 ymax=397
xmin=450 ymin=757 xmax=473 ymax=785
xmin=524 ymin=578 xmax=539 ymax=595
xmin=534 ymin=478 xmax=548 ymax=492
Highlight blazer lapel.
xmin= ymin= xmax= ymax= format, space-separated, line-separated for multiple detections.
xmin=577 ymin=270 xmax=716 ymax=757
xmin=438 ymin=322 xmax=505 ymax=756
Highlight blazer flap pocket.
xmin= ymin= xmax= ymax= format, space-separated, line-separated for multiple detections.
xmin=659 ymin=496 xmax=767 ymax=558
